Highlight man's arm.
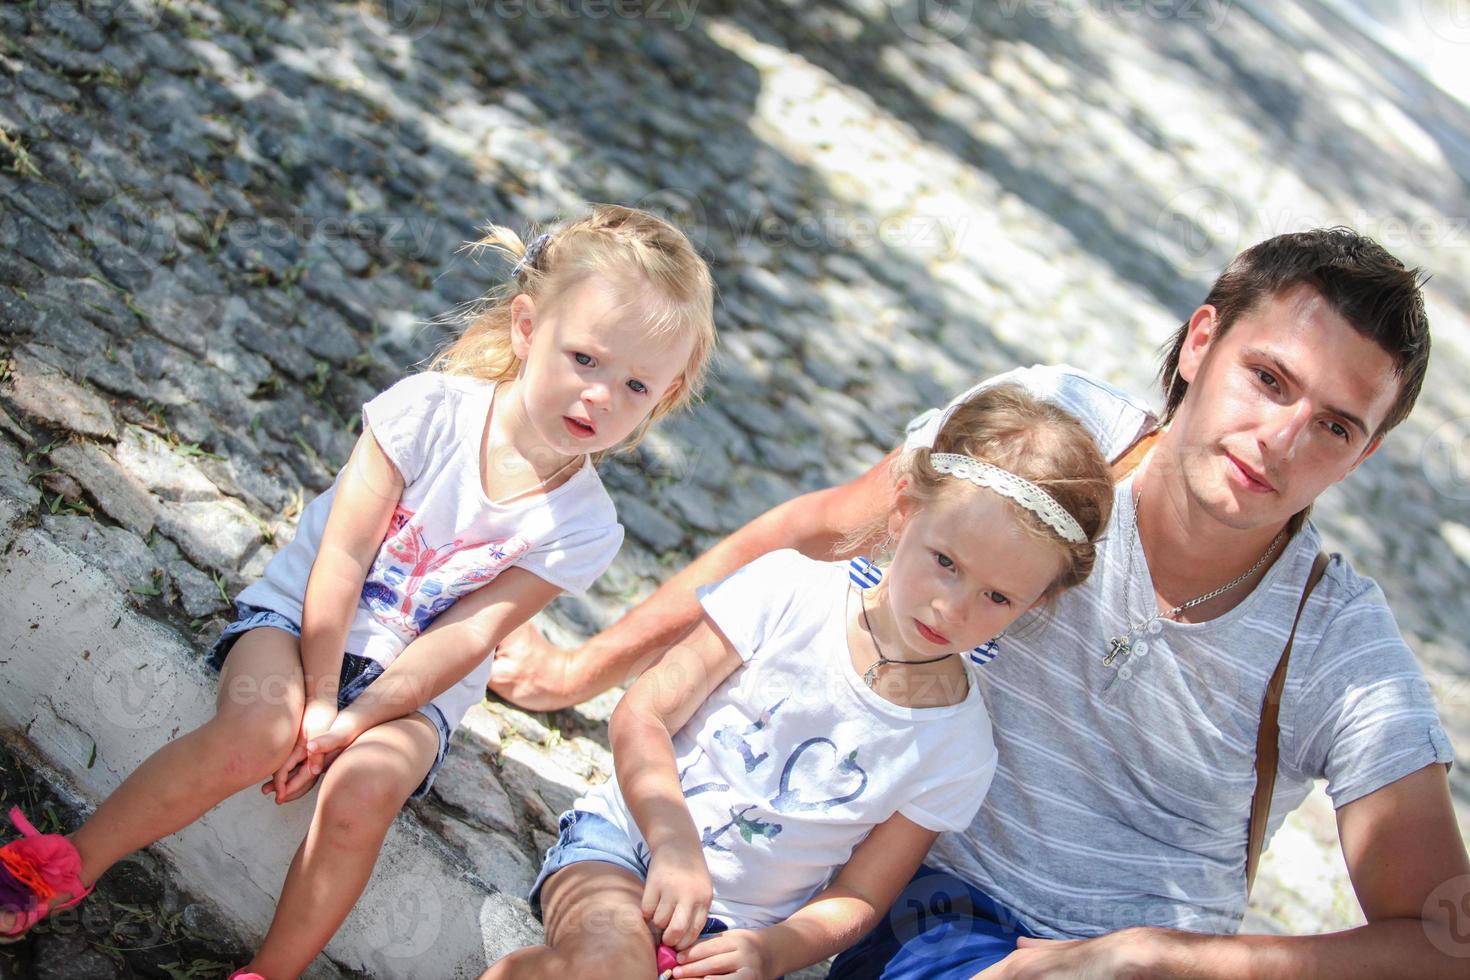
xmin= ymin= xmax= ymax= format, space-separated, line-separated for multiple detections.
xmin=488 ymin=447 xmax=902 ymax=710
xmin=977 ymin=763 xmax=1470 ymax=979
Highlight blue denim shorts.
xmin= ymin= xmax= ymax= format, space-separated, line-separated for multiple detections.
xmin=207 ymin=602 xmax=451 ymax=801
xmin=529 ymin=809 xmax=731 ymax=944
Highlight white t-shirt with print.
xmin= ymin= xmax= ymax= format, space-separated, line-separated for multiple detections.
xmin=238 ymin=372 xmax=624 ymax=729
xmin=575 ymin=549 xmax=996 ymax=930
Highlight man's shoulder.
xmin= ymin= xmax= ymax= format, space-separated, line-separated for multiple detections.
xmin=1288 ymin=527 xmax=1417 ymax=678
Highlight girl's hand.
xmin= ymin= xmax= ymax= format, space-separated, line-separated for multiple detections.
xmin=671 ymin=928 xmax=771 ymax=980
xmin=305 ymin=706 xmax=368 ymax=759
xmin=261 ymin=698 xmax=339 ymax=804
xmin=642 ymin=842 xmax=714 ymax=952
xmin=300 ymin=697 xmax=339 ymax=776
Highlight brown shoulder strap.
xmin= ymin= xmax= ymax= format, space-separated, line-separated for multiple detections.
xmin=1245 ymin=549 xmax=1330 ymax=895
xmin=1109 ymin=427 xmax=1162 ymax=482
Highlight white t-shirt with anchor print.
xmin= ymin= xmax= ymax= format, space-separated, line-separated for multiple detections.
xmin=574 ymin=549 xmax=996 ymax=929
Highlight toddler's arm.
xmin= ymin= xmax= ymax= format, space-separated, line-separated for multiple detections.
xmin=320 ymin=565 xmax=563 ymax=740
xmin=612 ymin=615 xmax=746 ymax=951
xmin=673 ymin=812 xmax=941 ymax=979
xmin=300 ymin=428 xmax=405 ymax=697
xmin=266 ymin=427 xmax=404 ymax=801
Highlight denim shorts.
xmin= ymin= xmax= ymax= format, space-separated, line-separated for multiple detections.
xmin=529 ymin=809 xmax=732 ymax=943
xmin=207 ymin=602 xmax=451 ymax=801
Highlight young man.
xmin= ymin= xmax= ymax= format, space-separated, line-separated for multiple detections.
xmin=490 ymin=229 xmax=1469 ymax=976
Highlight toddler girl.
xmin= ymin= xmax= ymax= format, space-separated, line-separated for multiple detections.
xmin=484 ymin=384 xmax=1114 ymax=979
xmin=0 ymin=205 xmax=716 ymax=979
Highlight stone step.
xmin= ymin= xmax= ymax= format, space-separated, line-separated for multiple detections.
xmin=0 ymin=497 xmax=541 ymax=978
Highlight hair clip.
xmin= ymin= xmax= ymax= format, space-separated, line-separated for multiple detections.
xmin=511 ymin=232 xmax=553 ymax=280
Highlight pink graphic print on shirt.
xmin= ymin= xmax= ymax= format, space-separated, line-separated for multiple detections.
xmin=360 ymin=505 xmax=531 ymax=636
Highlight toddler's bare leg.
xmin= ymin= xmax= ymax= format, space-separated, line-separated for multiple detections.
xmin=67 ymin=627 xmax=304 ymax=887
xmin=480 ymin=861 xmax=657 ymax=979
xmin=245 ymin=713 xmax=438 ymax=979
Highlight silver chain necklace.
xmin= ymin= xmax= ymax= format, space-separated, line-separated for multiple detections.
xmin=1104 ymin=489 xmax=1285 ymax=668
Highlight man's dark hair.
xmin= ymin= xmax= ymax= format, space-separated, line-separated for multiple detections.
xmin=1157 ymin=227 xmax=1431 ymax=440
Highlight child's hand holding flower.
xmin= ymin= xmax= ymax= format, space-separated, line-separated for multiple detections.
xmin=671 ymin=928 xmax=772 ymax=980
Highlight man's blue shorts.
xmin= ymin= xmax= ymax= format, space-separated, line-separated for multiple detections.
xmin=826 ymin=864 xmax=1034 ymax=979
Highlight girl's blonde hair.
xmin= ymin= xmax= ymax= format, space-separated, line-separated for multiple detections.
xmin=848 ymin=384 xmax=1114 ymax=595
xmin=432 ymin=204 xmax=716 ymax=449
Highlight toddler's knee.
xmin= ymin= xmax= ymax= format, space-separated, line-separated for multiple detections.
xmin=211 ymin=700 xmax=300 ymax=777
xmin=318 ymin=766 xmax=405 ymax=845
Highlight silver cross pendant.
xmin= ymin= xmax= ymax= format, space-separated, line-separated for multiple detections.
xmin=1103 ymin=635 xmax=1130 ymax=668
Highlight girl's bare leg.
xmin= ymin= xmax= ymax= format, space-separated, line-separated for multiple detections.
xmin=480 ymin=861 xmax=657 ymax=979
xmin=70 ymin=627 xmax=305 ymax=885
xmin=245 ymin=714 xmax=439 ymax=979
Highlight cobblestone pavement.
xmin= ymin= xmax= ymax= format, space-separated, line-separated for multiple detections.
xmin=2 ymin=0 xmax=1468 ymax=975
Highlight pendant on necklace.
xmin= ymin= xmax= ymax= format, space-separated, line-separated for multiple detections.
xmin=1104 ymin=635 xmax=1131 ymax=667
xmin=863 ymin=662 xmax=883 ymax=688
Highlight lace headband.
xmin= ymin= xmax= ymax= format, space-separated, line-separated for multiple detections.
xmin=928 ymin=453 xmax=1087 ymax=544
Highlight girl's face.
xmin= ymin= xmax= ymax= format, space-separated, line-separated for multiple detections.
xmin=510 ymin=276 xmax=692 ymax=456
xmin=881 ymin=485 xmax=1067 ymax=658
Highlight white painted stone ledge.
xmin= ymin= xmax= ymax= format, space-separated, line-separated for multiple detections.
xmin=0 ymin=497 xmax=541 ymax=978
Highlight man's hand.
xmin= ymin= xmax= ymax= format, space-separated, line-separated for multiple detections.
xmin=486 ymin=621 xmax=582 ymax=711
xmin=671 ymin=927 xmax=772 ymax=979
xmin=642 ymin=842 xmax=715 ymax=952
xmin=975 ymin=930 xmax=1156 ymax=980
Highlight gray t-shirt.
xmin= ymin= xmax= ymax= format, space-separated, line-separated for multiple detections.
xmin=903 ymin=364 xmax=1455 ymax=938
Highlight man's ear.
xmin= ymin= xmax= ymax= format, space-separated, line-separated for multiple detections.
xmin=1176 ymin=305 xmax=1218 ymax=385
xmin=509 ymin=294 xmax=536 ymax=360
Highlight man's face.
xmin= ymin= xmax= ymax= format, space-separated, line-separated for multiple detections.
xmin=1170 ymin=283 xmax=1400 ymax=531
